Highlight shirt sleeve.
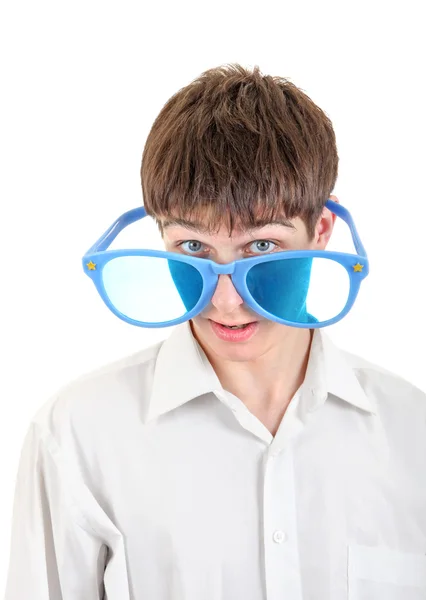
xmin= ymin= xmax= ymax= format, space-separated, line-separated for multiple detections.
xmin=3 ymin=421 xmax=107 ymax=600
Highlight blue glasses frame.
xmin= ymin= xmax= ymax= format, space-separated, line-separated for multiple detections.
xmin=82 ymin=199 xmax=369 ymax=328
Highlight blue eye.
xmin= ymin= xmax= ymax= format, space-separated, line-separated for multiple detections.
xmin=181 ymin=241 xmax=205 ymax=254
xmin=179 ymin=239 xmax=278 ymax=256
xmin=249 ymin=240 xmax=277 ymax=254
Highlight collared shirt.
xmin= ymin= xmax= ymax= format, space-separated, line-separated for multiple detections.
xmin=4 ymin=321 xmax=426 ymax=600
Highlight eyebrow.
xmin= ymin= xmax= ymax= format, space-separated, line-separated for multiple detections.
xmin=162 ymin=216 xmax=297 ymax=234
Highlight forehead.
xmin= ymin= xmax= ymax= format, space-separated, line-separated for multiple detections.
xmin=160 ymin=209 xmax=298 ymax=237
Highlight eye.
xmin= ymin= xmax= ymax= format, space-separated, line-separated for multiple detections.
xmin=248 ymin=240 xmax=277 ymax=254
xmin=180 ymin=240 xmax=206 ymax=254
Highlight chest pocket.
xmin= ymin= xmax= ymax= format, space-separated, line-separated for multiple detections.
xmin=348 ymin=544 xmax=426 ymax=600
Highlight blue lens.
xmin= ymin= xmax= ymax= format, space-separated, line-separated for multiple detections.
xmin=102 ymin=256 xmax=203 ymax=323
xmin=246 ymin=256 xmax=350 ymax=323
xmin=167 ymin=259 xmax=203 ymax=311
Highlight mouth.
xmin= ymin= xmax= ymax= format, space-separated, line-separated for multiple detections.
xmin=209 ymin=319 xmax=258 ymax=330
xmin=207 ymin=318 xmax=260 ymax=342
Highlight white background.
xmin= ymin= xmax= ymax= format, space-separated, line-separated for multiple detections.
xmin=1 ymin=0 xmax=425 ymax=592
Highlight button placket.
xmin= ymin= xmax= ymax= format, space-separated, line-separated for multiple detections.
xmin=262 ymin=446 xmax=303 ymax=600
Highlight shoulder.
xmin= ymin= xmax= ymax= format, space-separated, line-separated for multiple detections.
xmin=340 ymin=346 xmax=426 ymax=416
xmin=31 ymin=338 xmax=166 ymax=444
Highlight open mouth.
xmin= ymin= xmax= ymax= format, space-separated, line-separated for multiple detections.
xmin=208 ymin=319 xmax=259 ymax=342
xmin=210 ymin=319 xmax=259 ymax=329
xmin=211 ymin=320 xmax=255 ymax=329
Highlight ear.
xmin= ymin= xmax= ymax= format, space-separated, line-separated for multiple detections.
xmin=313 ymin=195 xmax=339 ymax=249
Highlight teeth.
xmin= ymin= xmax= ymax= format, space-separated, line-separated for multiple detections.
xmin=226 ymin=324 xmax=247 ymax=329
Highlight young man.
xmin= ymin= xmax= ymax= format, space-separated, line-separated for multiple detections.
xmin=5 ymin=64 xmax=426 ymax=600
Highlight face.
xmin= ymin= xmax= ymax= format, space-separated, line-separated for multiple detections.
xmin=161 ymin=197 xmax=338 ymax=363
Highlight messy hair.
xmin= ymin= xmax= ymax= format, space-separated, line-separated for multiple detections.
xmin=140 ymin=63 xmax=339 ymax=240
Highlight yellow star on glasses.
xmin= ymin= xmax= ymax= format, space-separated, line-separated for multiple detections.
xmin=353 ymin=263 xmax=364 ymax=273
xmin=86 ymin=261 xmax=97 ymax=271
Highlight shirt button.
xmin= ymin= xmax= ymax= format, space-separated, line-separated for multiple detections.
xmin=268 ymin=448 xmax=280 ymax=458
xmin=273 ymin=530 xmax=287 ymax=544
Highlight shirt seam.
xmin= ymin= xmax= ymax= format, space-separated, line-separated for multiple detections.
xmin=32 ymin=420 xmax=106 ymax=539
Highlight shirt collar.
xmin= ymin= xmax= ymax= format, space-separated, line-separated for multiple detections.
xmin=306 ymin=327 xmax=376 ymax=415
xmin=144 ymin=321 xmax=221 ymax=423
xmin=144 ymin=321 xmax=376 ymax=423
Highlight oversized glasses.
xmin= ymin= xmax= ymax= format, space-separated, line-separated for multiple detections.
xmin=82 ymin=199 xmax=369 ymax=329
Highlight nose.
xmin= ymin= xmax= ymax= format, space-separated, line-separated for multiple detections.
xmin=211 ymin=274 xmax=244 ymax=313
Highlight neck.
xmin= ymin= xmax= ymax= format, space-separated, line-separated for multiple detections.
xmin=193 ymin=322 xmax=313 ymax=434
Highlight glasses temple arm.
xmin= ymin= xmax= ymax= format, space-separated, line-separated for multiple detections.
xmin=84 ymin=200 xmax=366 ymax=259
xmin=325 ymin=199 xmax=368 ymax=258
xmin=83 ymin=206 xmax=147 ymax=255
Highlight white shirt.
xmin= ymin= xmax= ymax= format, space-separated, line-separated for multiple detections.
xmin=4 ymin=321 xmax=426 ymax=600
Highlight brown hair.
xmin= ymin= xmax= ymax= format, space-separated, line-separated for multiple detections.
xmin=140 ymin=63 xmax=339 ymax=240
